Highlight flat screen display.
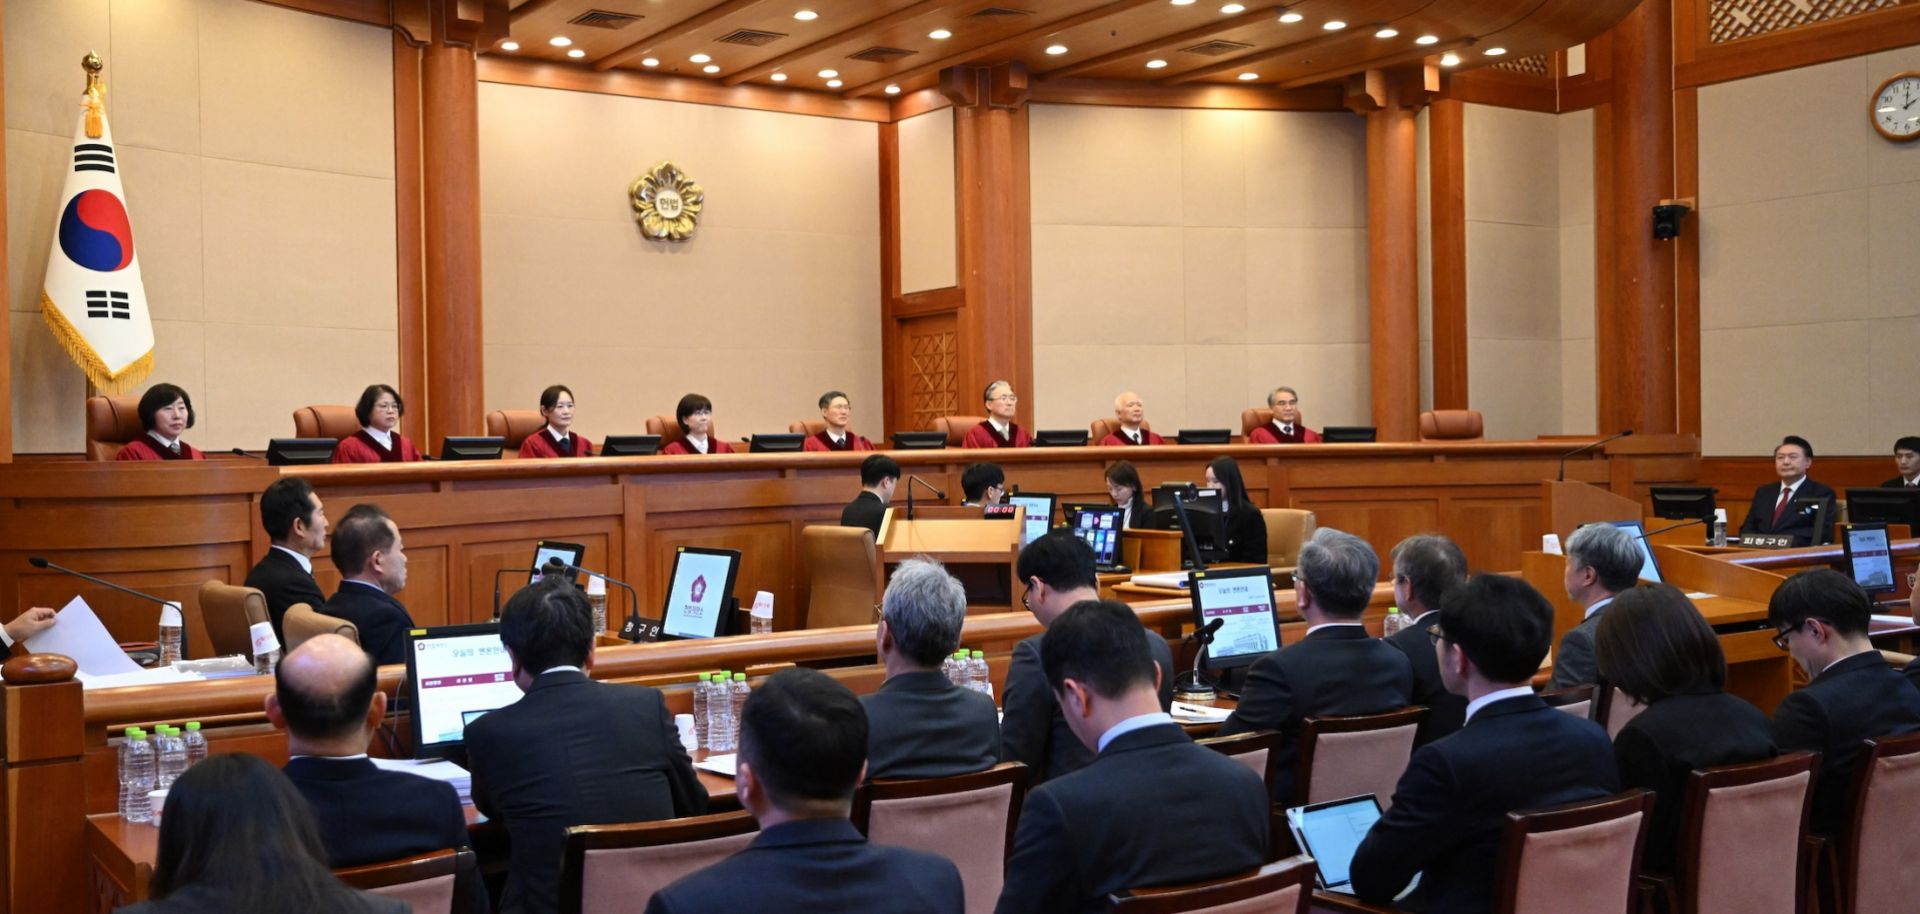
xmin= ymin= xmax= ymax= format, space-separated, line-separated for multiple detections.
xmin=1843 ymin=523 xmax=1896 ymax=594
xmin=660 ymin=547 xmax=742 ymax=639
xmin=406 ymin=624 xmax=522 ymax=758
xmin=1285 ymin=795 xmax=1385 ymax=892
xmin=1068 ymin=505 xmax=1123 ymax=566
xmin=1006 ymin=493 xmax=1056 ymax=547
xmin=529 ymin=540 xmax=585 ymax=585
xmin=1601 ymin=521 xmax=1663 ymax=583
xmin=1189 ymin=565 xmax=1280 ymax=668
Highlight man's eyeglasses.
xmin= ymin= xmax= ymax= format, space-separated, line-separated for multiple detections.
xmin=1772 ymin=618 xmax=1823 ymax=651
xmin=1427 ymin=624 xmax=1449 ymax=645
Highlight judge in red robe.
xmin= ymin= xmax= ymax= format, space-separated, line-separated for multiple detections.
xmin=801 ymin=390 xmax=874 ymax=452
xmin=331 ymin=384 xmax=424 ymax=463
xmin=960 ymin=380 xmax=1032 ymax=448
xmin=517 ymin=384 xmax=595 ymax=458
xmin=662 ymin=392 xmax=735 ymax=455
xmin=1246 ymin=386 xmax=1322 ymax=444
xmin=115 ymin=383 xmax=207 ymax=461
xmin=1098 ymin=391 xmax=1165 ymax=446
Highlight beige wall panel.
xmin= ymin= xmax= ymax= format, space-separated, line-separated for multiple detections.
xmin=1702 ymin=322 xmax=1872 ymax=456
xmin=1469 ymin=338 xmax=1562 ymax=439
xmin=1868 ymin=180 xmax=1920 ymax=319
xmin=1560 ymin=336 xmax=1596 ymax=435
xmin=1029 ymin=104 xmax=1181 ymax=227
xmin=1243 ymin=342 xmax=1370 ymax=428
xmin=1867 ymin=317 xmax=1920 ymax=448
xmin=1698 ymin=190 xmax=1869 ymax=330
xmin=1183 ymin=227 xmax=1247 ymax=345
xmin=1699 ymin=58 xmax=1865 ymax=209
xmin=1865 ymin=47 xmax=1920 ymax=185
xmin=201 ymin=159 xmax=396 ymax=330
xmin=1557 ymin=110 xmax=1594 ymax=228
xmin=1558 ymin=224 xmax=1595 ymax=343
xmin=1243 ymin=113 xmax=1365 ymax=229
xmin=1033 ymin=344 xmax=1186 ymax=431
xmin=201 ymin=323 xmax=394 ymax=448
xmin=1185 ymin=343 xmax=1250 ymax=433
xmin=1464 ymin=105 xmax=1559 ymax=228
xmin=1465 ymin=222 xmax=1560 ymax=341
xmin=3 ymin=0 xmax=111 ymax=136
xmin=118 ymin=147 xmax=204 ymax=323
xmin=145 ymin=318 xmax=207 ymax=438
xmin=897 ymin=108 xmax=956 ymax=293
xmin=1030 ymin=224 xmax=1182 ymax=346
xmin=8 ymin=311 xmax=85 ymax=452
xmin=5 ymin=128 xmax=69 ymax=313
xmin=108 ymin=0 xmax=201 ymax=156
xmin=1244 ymin=227 xmax=1368 ymax=344
xmin=1181 ymin=109 xmax=1248 ymax=227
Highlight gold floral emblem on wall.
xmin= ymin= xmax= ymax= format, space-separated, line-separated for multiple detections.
xmin=629 ymin=161 xmax=704 ymax=242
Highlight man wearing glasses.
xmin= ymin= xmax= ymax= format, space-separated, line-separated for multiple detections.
xmin=1247 ymin=386 xmax=1322 ymax=444
xmin=962 ymin=380 xmax=1033 ymax=448
xmin=1767 ymin=568 xmax=1920 ymax=837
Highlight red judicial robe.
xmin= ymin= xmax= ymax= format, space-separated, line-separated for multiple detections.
xmin=961 ymin=421 xmax=1032 ymax=449
xmin=1100 ymin=428 xmax=1165 ymax=446
xmin=802 ymin=430 xmax=873 ymax=452
xmin=115 ymin=437 xmax=205 ymax=461
xmin=517 ymin=429 xmax=595 ymax=459
xmin=662 ymin=436 xmax=735 ymax=455
xmin=1247 ymin=421 xmax=1322 ymax=444
xmin=331 ymin=430 xmax=423 ymax=463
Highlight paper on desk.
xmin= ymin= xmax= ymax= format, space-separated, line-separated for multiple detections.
xmin=369 ymin=757 xmax=470 ymax=781
xmin=24 ymin=597 xmax=141 ymax=677
xmin=1171 ymin=701 xmax=1232 ymax=722
xmin=695 ymin=753 xmax=738 ymax=778
xmin=1129 ymin=571 xmax=1193 ymax=590
xmin=76 ymin=666 xmax=202 ymax=690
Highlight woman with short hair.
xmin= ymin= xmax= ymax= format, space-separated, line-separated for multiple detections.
xmin=662 ymin=393 xmax=733 ymax=455
xmin=331 ymin=384 xmax=422 ymax=463
xmin=518 ymin=384 xmax=595 ymax=458
xmin=114 ymin=383 xmax=204 ymax=461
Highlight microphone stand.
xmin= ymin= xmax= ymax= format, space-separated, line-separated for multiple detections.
xmin=492 ymin=566 xmax=549 ymax=620
xmin=552 ymin=561 xmax=644 ymax=633
xmin=1174 ymin=619 xmax=1225 ymax=702
xmin=904 ymin=475 xmax=946 ymax=521
xmin=28 ymin=557 xmax=185 ymax=655
xmin=1557 ymin=430 xmax=1633 ymax=482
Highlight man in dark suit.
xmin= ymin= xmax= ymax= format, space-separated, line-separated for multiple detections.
xmin=244 ymin=477 xmax=330 ymax=642
xmin=1737 ymin=435 xmax=1838 ymax=546
xmin=1882 ymin=435 xmax=1920 ymax=488
xmin=1219 ymin=527 xmax=1413 ymax=803
xmin=323 ymin=504 xmax=415 ymax=667
xmin=469 ymin=578 xmax=708 ymax=914
xmin=1549 ymin=522 xmax=1643 ymax=689
xmin=1350 ymin=575 xmax=1620 ymax=914
xmin=995 ymin=600 xmax=1268 ymax=914
xmin=862 ymin=557 xmax=999 ymax=780
xmin=1767 ymin=568 xmax=1920 ymax=837
xmin=1386 ymin=534 xmax=1469 ymax=745
xmin=839 ymin=454 xmax=898 ymax=538
xmin=265 ymin=633 xmax=466 ymax=867
xmin=646 ymin=668 xmax=963 ymax=914
xmin=1002 ymin=533 xmax=1174 ymax=784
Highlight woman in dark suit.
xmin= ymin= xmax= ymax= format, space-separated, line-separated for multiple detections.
xmin=1105 ymin=460 xmax=1153 ymax=530
xmin=114 ymin=383 xmax=204 ymax=461
xmin=1595 ymin=583 xmax=1776 ymax=874
xmin=116 ymin=754 xmax=406 ymax=914
xmin=1206 ymin=456 xmax=1267 ymax=564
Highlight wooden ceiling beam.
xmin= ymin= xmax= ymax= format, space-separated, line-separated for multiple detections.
xmin=841 ymin=0 xmax=1166 ymax=98
xmin=591 ymin=0 xmax=772 ymax=72
xmin=1278 ymin=36 xmax=1472 ymax=89
xmin=722 ymin=0 xmax=953 ymax=86
xmin=1041 ymin=4 xmax=1284 ymax=81
xmin=507 ymin=0 xmax=564 ymax=26
xmin=1157 ymin=24 xmax=1365 ymax=86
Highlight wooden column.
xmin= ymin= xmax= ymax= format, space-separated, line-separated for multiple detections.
xmin=943 ymin=64 xmax=1034 ymax=429
xmin=1428 ymin=97 xmax=1469 ymax=411
xmin=393 ymin=34 xmax=429 ymax=449
xmin=1355 ymin=70 xmax=1425 ymax=442
xmin=1599 ymin=0 xmax=1679 ymax=435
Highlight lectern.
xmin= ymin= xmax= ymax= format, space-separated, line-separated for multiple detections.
xmin=877 ymin=507 xmax=1025 ymax=610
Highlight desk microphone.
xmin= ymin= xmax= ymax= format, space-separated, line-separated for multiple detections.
xmin=492 ymin=566 xmax=553 ymax=619
xmin=227 ymin=448 xmax=264 ymax=460
xmin=1557 ymin=430 xmax=1633 ymax=482
xmin=28 ymin=557 xmax=185 ymax=653
xmin=542 ymin=560 xmax=644 ymax=630
xmin=1175 ymin=617 xmax=1225 ymax=702
xmin=1638 ymin=518 xmax=1707 ymax=541
xmin=905 ymin=474 xmax=946 ymax=521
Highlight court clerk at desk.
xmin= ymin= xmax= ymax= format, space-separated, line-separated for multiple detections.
xmin=1104 ymin=461 xmax=1155 ymax=530
xmin=330 ymin=384 xmax=422 ymax=463
xmin=517 ymin=384 xmax=594 ymax=458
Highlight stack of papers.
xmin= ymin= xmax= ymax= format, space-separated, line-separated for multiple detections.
xmin=694 ymin=753 xmax=738 ymax=778
xmin=1171 ymin=701 xmax=1232 ymax=723
xmin=371 ymin=757 xmax=474 ymax=804
xmin=75 ymin=667 xmax=203 ymax=690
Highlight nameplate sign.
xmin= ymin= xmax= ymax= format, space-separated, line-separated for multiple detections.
xmin=1738 ymin=534 xmax=1796 ymax=550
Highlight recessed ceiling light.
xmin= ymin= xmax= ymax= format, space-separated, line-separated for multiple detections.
xmin=567 ymin=49 xmax=585 ymax=58
xmin=793 ymin=9 xmax=818 ymax=20
xmin=549 ymin=36 xmax=572 ymax=47
xmin=499 ymin=40 xmax=519 ymax=51
xmin=703 ymin=64 xmax=721 ymax=73
xmin=1145 ymin=58 xmax=1168 ymax=69
xmin=771 ymin=72 xmax=788 ymax=81
xmin=1375 ymin=27 xmax=1399 ymax=38
xmin=1171 ymin=0 xmax=1196 ymax=5
xmin=1045 ymin=44 xmax=1069 ymax=55
xmin=827 ymin=79 xmax=843 ymax=87
xmin=1279 ymin=11 xmax=1304 ymax=23
xmin=1484 ymin=47 xmax=1507 ymax=56
xmin=1221 ymin=2 xmax=1245 ymax=11
xmin=1237 ymin=72 xmax=1258 ymax=81
xmin=690 ymin=53 xmax=711 ymax=63
xmin=1415 ymin=34 xmax=1439 ymax=45
xmin=818 ymin=68 xmax=839 ymax=78
xmin=1323 ymin=20 xmax=1346 ymax=30
xmin=885 ymin=84 xmax=902 ymax=94
xmin=929 ymin=28 xmax=952 ymax=39
xmin=641 ymin=57 xmax=659 ymax=67
xmin=1440 ymin=52 xmax=1460 ymax=66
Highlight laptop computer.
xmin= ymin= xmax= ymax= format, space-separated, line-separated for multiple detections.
xmin=1284 ymin=794 xmax=1415 ymax=896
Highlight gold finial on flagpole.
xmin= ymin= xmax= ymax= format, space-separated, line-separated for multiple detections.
xmin=82 ymin=51 xmax=105 ymax=139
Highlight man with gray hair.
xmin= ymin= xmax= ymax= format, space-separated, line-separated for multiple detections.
xmin=1219 ymin=528 xmax=1413 ymax=802
xmin=861 ymin=557 xmax=1001 ymax=780
xmin=1550 ymin=522 xmax=1645 ymax=688
xmin=1387 ymin=534 xmax=1471 ymax=745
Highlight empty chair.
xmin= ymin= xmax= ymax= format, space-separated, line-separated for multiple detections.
xmin=84 ymin=394 xmax=144 ymax=461
xmin=788 ymin=419 xmax=828 ymax=436
xmin=292 ymin=404 xmax=360 ymax=441
xmin=485 ymin=409 xmax=545 ymax=451
xmin=335 ymin=847 xmax=476 ymax=914
xmin=283 ymin=602 xmax=360 ymax=652
xmin=1497 ymin=789 xmax=1653 ymax=914
xmin=1418 ymin=409 xmax=1485 ymax=441
xmin=559 ymin=810 xmax=760 ymax=914
xmin=1107 ymin=854 xmax=1316 ymax=913
xmin=1260 ymin=509 xmax=1316 ymax=569
xmin=930 ymin=415 xmax=988 ymax=446
xmin=1296 ymin=707 xmax=1426 ymax=808
xmin=1638 ymin=751 xmax=1815 ymax=914
xmin=1196 ymin=730 xmax=1279 ymax=796
xmin=799 ymin=526 xmax=883 ymax=628
xmin=1539 ymin=684 xmax=1596 ymax=722
xmin=1818 ymin=733 xmax=1920 ymax=914
xmin=1237 ymin=408 xmax=1276 ymax=439
xmin=197 ymin=580 xmax=271 ymax=658
xmin=852 ymin=762 xmax=1029 ymax=914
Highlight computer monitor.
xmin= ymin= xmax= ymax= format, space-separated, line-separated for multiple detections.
xmin=1793 ymin=496 xmax=1835 ymax=546
xmin=1596 ymin=520 xmax=1662 ymax=583
xmin=1188 ymin=565 xmax=1281 ymax=670
xmin=1149 ymin=483 xmax=1200 ymax=522
xmin=659 ymin=546 xmax=742 ymax=640
xmin=749 ymin=434 xmax=806 ymax=453
xmin=1846 ymin=487 xmax=1920 ymax=529
xmin=1176 ymin=429 xmax=1231 ymax=445
xmin=1842 ymin=523 xmax=1897 ymax=595
xmin=1285 ymin=795 xmax=1396 ymax=895
xmin=599 ymin=435 xmax=662 ymax=456
xmin=1066 ymin=504 xmax=1124 ymax=568
xmin=1649 ymin=485 xmax=1717 ymax=522
xmin=1320 ymin=426 xmax=1377 ymax=443
xmin=265 ymin=438 xmax=338 ymax=466
xmin=439 ymin=436 xmax=505 ymax=460
xmin=404 ymin=623 xmax=523 ymax=759
xmin=529 ymin=540 xmax=585 ymax=586
xmin=1032 ymin=429 xmax=1089 ymax=447
xmin=1006 ymin=493 xmax=1056 ymax=547
xmin=1152 ymin=487 xmax=1225 ymax=564
xmin=889 ymin=431 xmax=947 ymax=450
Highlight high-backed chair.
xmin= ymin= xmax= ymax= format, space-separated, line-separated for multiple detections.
xmin=852 ymin=762 xmax=1029 ymax=914
xmin=559 ymin=811 xmax=760 ymax=914
xmin=84 ymin=394 xmax=144 ymax=461
xmin=1539 ymin=684 xmax=1596 ymax=722
xmin=1820 ymin=732 xmax=1920 ymax=914
xmin=930 ymin=415 xmax=987 ymax=446
xmin=1593 ymin=682 xmax=1646 ymax=739
xmin=1497 ymin=790 xmax=1653 ymax=914
xmin=787 ymin=419 xmax=827 ymax=436
xmin=1197 ymin=730 xmax=1280 ymax=796
xmin=1107 ymin=855 xmax=1317 ymax=913
xmin=1260 ymin=509 xmax=1315 ymax=568
xmin=1419 ymin=409 xmax=1485 ymax=441
xmin=283 ymin=603 xmax=359 ymax=652
xmin=1640 ymin=752 xmax=1816 ymax=914
xmin=1089 ymin=418 xmax=1154 ymax=443
xmin=1239 ymin=408 xmax=1275 ymax=438
xmin=486 ymin=409 xmax=546 ymax=451
xmin=336 ymin=847 xmax=475 ymax=914
xmin=1296 ymin=707 xmax=1426 ymax=808
xmin=799 ymin=526 xmax=883 ymax=629
xmin=196 ymin=581 xmax=269 ymax=658
xmin=292 ymin=404 xmax=359 ymax=441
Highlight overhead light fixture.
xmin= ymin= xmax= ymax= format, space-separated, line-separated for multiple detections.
xmin=793 ymin=9 xmax=818 ymax=20
xmin=641 ymin=57 xmax=660 ymax=67
xmin=499 ymin=40 xmax=520 ymax=51
xmin=1172 ymin=0 xmax=1196 ymax=5
xmin=1046 ymin=44 xmax=1069 ymax=55
xmin=771 ymin=72 xmax=788 ymax=82
xmin=703 ymin=64 xmax=720 ymax=73
xmin=1237 ymin=72 xmax=1259 ymax=80
xmin=929 ymin=28 xmax=952 ymax=39
xmin=827 ymin=78 xmax=843 ymax=87
xmin=1145 ymin=58 xmax=1168 ymax=69
xmin=818 ymin=68 xmax=839 ymax=78
xmin=885 ymin=84 xmax=902 ymax=94
xmin=691 ymin=53 xmax=712 ymax=63
xmin=1279 ymin=11 xmax=1304 ymax=23
xmin=1440 ymin=52 xmax=1460 ymax=66
xmin=1415 ymin=34 xmax=1439 ymax=45
xmin=1484 ymin=47 xmax=1507 ymax=56
xmin=1221 ymin=2 xmax=1246 ymax=12
xmin=567 ymin=49 xmax=586 ymax=59
xmin=1323 ymin=20 xmax=1346 ymax=30
xmin=549 ymin=36 xmax=572 ymax=47
xmin=1376 ymin=27 xmax=1399 ymax=38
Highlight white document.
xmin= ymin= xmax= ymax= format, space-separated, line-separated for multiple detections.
xmin=1171 ymin=701 xmax=1232 ymax=722
xmin=694 ymin=753 xmax=738 ymax=778
xmin=23 ymin=596 xmax=141 ymax=676
xmin=369 ymin=756 xmax=471 ymax=783
xmin=76 ymin=666 xmax=202 ymax=690
xmin=1129 ymin=571 xmax=1193 ymax=590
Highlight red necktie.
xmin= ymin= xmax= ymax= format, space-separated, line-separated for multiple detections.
xmin=1772 ymin=486 xmax=1793 ymax=525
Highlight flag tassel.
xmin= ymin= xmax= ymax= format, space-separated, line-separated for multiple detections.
xmin=39 ymin=291 xmax=152 ymax=393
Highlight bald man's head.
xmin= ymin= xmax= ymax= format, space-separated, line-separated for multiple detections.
xmin=1113 ymin=391 xmax=1144 ymax=426
xmin=272 ymin=634 xmax=378 ymax=742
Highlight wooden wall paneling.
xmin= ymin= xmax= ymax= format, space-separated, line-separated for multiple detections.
xmin=459 ymin=526 xmax=616 ymax=624
xmin=393 ymin=34 xmax=429 ymax=448
xmin=947 ymin=64 xmax=1035 ymax=430
xmin=1673 ymin=0 xmax=1920 ymax=89
xmin=3 ymin=676 xmax=85 ymax=914
xmin=649 ymin=519 xmax=797 ymax=630
xmin=1029 ymin=79 xmax=1347 ymax=112
xmin=1428 ymin=97 xmax=1469 ymax=410
xmin=7 ymin=546 xmax=249 ymax=655
xmin=1674 ymin=86 xmax=1701 ymax=438
xmin=1363 ymin=72 xmax=1423 ymax=442
xmin=1439 ymin=68 xmax=1560 ymax=112
xmin=622 ymin=481 xmax=649 ymax=615
xmin=895 ymin=312 xmax=961 ymax=433
xmin=475 ymin=57 xmax=891 ymax=123
xmin=1445 ymin=495 xmax=1547 ymax=573
xmin=1292 ymin=497 xmax=1442 ymax=576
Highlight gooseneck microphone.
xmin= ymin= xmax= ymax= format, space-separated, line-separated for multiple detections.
xmin=29 ymin=557 xmax=175 ymax=609
xmin=1175 ymin=617 xmax=1226 ymax=700
xmin=1557 ymin=430 xmax=1633 ymax=482
xmin=228 ymin=448 xmax=264 ymax=460
xmin=904 ymin=474 xmax=947 ymax=521
xmin=492 ymin=566 xmax=550 ymax=620
xmin=544 ymin=559 xmax=645 ymax=634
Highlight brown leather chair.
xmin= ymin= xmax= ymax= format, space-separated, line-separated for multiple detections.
xmin=1296 ymin=707 xmax=1426 ymax=808
xmin=1089 ymin=418 xmax=1154 ymax=443
xmin=1495 ymin=790 xmax=1653 ymax=914
xmin=853 ymin=763 xmax=1029 ymax=914
xmin=336 ymin=847 xmax=476 ymax=914
xmin=292 ymin=404 xmax=360 ymax=441
xmin=1539 ymin=684 xmax=1597 ymax=722
xmin=486 ymin=409 xmax=546 ymax=450
xmin=1639 ymin=752 xmax=1816 ymax=914
xmin=84 ymin=394 xmax=145 ymax=461
xmin=1107 ymin=855 xmax=1316 ymax=913
xmin=1260 ymin=509 xmax=1315 ymax=569
xmin=1419 ymin=409 xmax=1485 ymax=441
xmin=1197 ymin=729 xmax=1281 ymax=797
xmin=930 ymin=415 xmax=987 ymax=446
xmin=559 ymin=811 xmax=760 ymax=914
xmin=798 ymin=526 xmax=883 ymax=628
xmin=1240 ymin=408 xmax=1275 ymax=438
xmin=283 ymin=602 xmax=359 ymax=652
xmin=1815 ymin=732 xmax=1920 ymax=914
xmin=196 ymin=581 xmax=270 ymax=658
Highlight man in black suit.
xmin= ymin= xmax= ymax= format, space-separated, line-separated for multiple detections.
xmin=1768 ymin=568 xmax=1920 ymax=837
xmin=1549 ymin=522 xmax=1642 ymax=689
xmin=265 ymin=633 xmax=466 ymax=867
xmin=1002 ymin=533 xmax=1174 ymax=784
xmin=1219 ymin=527 xmax=1413 ymax=803
xmin=994 ymin=600 xmax=1268 ymax=914
xmin=323 ymin=504 xmax=415 ymax=667
xmin=1882 ymin=435 xmax=1920 ymax=488
xmin=861 ymin=557 xmax=999 ymax=780
xmin=1386 ymin=534 xmax=1469 ymax=745
xmin=839 ymin=454 xmax=898 ymax=538
xmin=244 ymin=477 xmax=330 ymax=642
xmin=646 ymin=668 xmax=963 ymax=914
xmin=1737 ymin=435 xmax=1838 ymax=546
xmin=468 ymin=578 xmax=708 ymax=914
xmin=1350 ymin=575 xmax=1620 ymax=914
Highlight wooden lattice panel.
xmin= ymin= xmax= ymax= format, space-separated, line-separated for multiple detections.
xmin=1708 ymin=0 xmax=1903 ymax=43
xmin=1491 ymin=54 xmax=1552 ymax=76
xmin=906 ymin=326 xmax=957 ymax=429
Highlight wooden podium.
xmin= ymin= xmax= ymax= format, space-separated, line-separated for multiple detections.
xmin=1542 ymin=480 xmax=1643 ymax=544
xmin=877 ymin=506 xmax=1025 ymax=610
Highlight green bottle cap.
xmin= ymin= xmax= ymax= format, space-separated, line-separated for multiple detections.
xmin=126 ymin=728 xmax=143 ymax=739
xmin=698 ymin=673 xmax=711 ymax=683
xmin=971 ymin=650 xmax=985 ymax=659
xmin=185 ymin=722 xmax=200 ymax=731
xmin=734 ymin=673 xmax=746 ymax=682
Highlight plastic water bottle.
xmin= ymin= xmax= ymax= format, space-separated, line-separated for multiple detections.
xmin=587 ymin=575 xmax=608 ymax=634
xmin=940 ymin=653 xmax=957 ymax=684
xmin=749 ymin=591 xmax=774 ymax=635
xmin=730 ymin=673 xmax=750 ymax=747
xmin=709 ymin=673 xmax=736 ymax=753
xmin=1711 ymin=508 xmax=1729 ymax=548
xmin=157 ymin=602 xmax=184 ymax=667
xmin=692 ymin=673 xmax=713 ymax=750
xmin=182 ymin=721 xmax=207 ymax=768
xmin=155 ymin=726 xmax=187 ymax=790
xmin=120 ymin=729 xmax=155 ymax=823
xmin=1382 ymin=606 xmax=1405 ymax=637
xmin=251 ymin=621 xmax=281 ymax=676
xmin=968 ymin=650 xmax=991 ymax=697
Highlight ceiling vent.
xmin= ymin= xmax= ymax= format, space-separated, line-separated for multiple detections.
xmin=1182 ymin=39 xmax=1254 ymax=56
xmin=971 ymin=7 xmax=1034 ymax=18
xmin=569 ymin=10 xmax=640 ymax=29
xmin=848 ymin=46 xmax=916 ymax=63
xmin=716 ymin=28 xmax=789 ymax=46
